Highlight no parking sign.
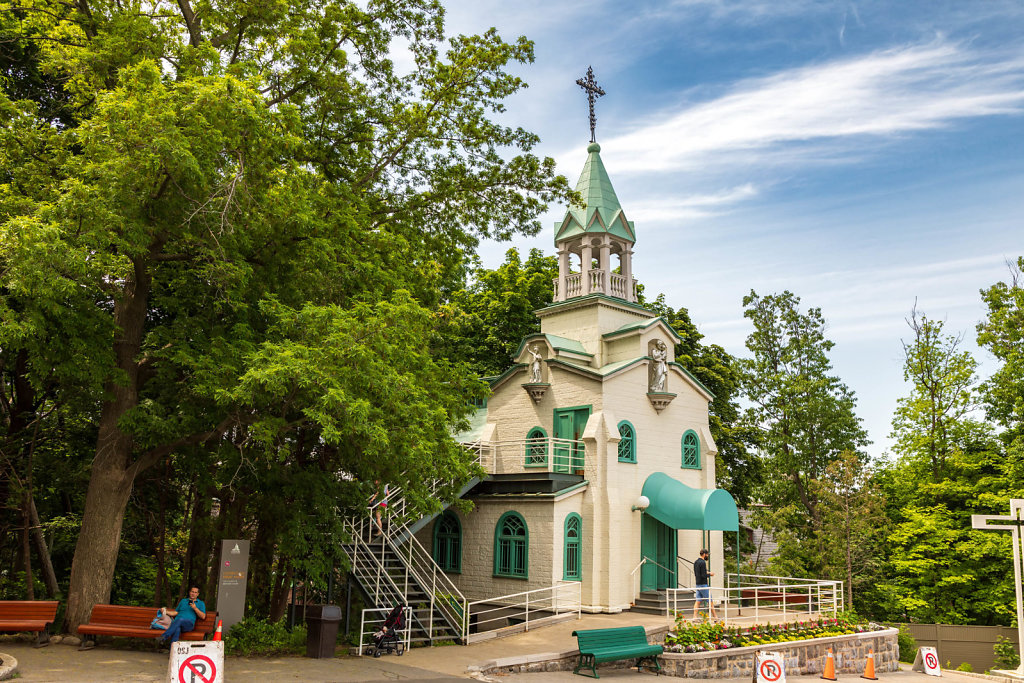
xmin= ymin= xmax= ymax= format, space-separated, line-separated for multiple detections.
xmin=912 ymin=646 xmax=942 ymax=677
xmin=755 ymin=651 xmax=787 ymax=683
xmin=166 ymin=641 xmax=224 ymax=683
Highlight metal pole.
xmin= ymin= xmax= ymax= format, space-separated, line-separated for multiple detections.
xmin=344 ymin=577 xmax=352 ymax=636
xmin=1013 ymin=505 xmax=1024 ymax=676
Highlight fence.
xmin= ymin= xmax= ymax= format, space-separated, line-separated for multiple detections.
xmin=664 ymin=573 xmax=844 ymax=625
xmin=898 ymin=623 xmax=1019 ymax=673
xmin=464 ymin=581 xmax=582 ymax=643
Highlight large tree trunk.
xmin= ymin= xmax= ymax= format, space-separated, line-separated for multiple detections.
xmin=64 ymin=258 xmax=151 ymax=633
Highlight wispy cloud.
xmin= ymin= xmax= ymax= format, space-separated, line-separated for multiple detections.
xmin=590 ymin=41 xmax=1024 ymax=173
xmin=626 ymin=184 xmax=759 ymax=222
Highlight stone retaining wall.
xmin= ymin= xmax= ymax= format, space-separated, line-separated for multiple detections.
xmin=470 ymin=627 xmax=899 ymax=679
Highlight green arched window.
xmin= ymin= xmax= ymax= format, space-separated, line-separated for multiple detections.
xmin=681 ymin=430 xmax=700 ymax=469
xmin=525 ymin=427 xmax=548 ymax=467
xmin=617 ymin=421 xmax=636 ymax=463
xmin=494 ymin=512 xmax=528 ymax=578
xmin=563 ymin=513 xmax=582 ymax=581
xmin=433 ymin=511 xmax=461 ymax=572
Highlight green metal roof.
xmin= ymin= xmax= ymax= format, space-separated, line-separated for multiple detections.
xmin=602 ymin=316 xmax=683 ymax=343
xmin=641 ymin=472 xmax=738 ymax=531
xmin=514 ymin=333 xmax=592 ymax=360
xmin=455 ymin=406 xmax=489 ymax=442
xmin=554 ymin=143 xmax=635 ymax=244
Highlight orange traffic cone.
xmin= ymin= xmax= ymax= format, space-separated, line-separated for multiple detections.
xmin=212 ymin=620 xmax=223 ymax=642
xmin=821 ymin=648 xmax=837 ymax=681
xmin=861 ymin=649 xmax=878 ymax=680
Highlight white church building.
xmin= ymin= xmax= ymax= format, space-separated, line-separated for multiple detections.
xmin=412 ymin=141 xmax=739 ymax=616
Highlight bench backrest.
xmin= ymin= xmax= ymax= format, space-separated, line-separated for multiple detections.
xmin=573 ymin=626 xmax=651 ymax=651
xmin=0 ymin=600 xmax=59 ymax=621
xmin=88 ymin=605 xmax=218 ymax=633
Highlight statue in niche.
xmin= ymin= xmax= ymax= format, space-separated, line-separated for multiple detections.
xmin=528 ymin=345 xmax=543 ymax=383
xmin=650 ymin=340 xmax=668 ymax=392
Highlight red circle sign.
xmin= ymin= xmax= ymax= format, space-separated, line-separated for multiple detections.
xmin=760 ymin=658 xmax=783 ymax=682
xmin=178 ymin=654 xmax=217 ymax=683
xmin=925 ymin=652 xmax=939 ymax=670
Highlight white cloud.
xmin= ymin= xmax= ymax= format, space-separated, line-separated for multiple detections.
xmin=626 ymin=184 xmax=759 ymax=222
xmin=588 ymin=41 xmax=1024 ymax=173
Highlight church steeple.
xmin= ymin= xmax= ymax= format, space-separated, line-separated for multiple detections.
xmin=552 ymin=142 xmax=637 ymax=303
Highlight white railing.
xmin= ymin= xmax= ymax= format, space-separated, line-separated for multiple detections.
xmin=358 ymin=606 xmax=412 ymax=656
xmin=666 ymin=573 xmax=844 ymax=625
xmin=464 ymin=581 xmax=582 ymax=642
xmin=589 ymin=269 xmax=605 ymax=291
xmin=553 ymin=272 xmax=637 ymax=302
xmin=463 ymin=437 xmax=586 ymax=475
xmin=609 ymin=273 xmax=634 ymax=299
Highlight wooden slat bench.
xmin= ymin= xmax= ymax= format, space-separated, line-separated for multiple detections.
xmin=77 ymin=605 xmax=218 ymax=648
xmin=0 ymin=600 xmax=60 ymax=647
xmin=572 ymin=626 xmax=663 ymax=678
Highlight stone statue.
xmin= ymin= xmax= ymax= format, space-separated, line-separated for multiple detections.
xmin=650 ymin=340 xmax=668 ymax=392
xmin=528 ymin=345 xmax=543 ymax=383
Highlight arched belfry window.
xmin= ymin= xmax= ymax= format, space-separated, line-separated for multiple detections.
xmin=494 ymin=512 xmax=528 ymax=578
xmin=617 ymin=421 xmax=636 ymax=463
xmin=564 ymin=513 xmax=582 ymax=581
xmin=433 ymin=511 xmax=461 ymax=572
xmin=681 ymin=430 xmax=700 ymax=469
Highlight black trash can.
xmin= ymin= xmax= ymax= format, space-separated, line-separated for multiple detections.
xmin=305 ymin=604 xmax=342 ymax=658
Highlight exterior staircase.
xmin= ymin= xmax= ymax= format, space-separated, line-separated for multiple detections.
xmin=340 ymin=476 xmax=478 ymax=646
xmin=632 ymin=589 xmax=694 ymax=615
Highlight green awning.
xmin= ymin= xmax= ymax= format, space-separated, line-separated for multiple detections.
xmin=641 ymin=472 xmax=738 ymax=531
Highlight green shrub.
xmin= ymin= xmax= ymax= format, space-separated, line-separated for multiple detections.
xmin=897 ymin=625 xmax=917 ymax=663
xmin=956 ymin=662 xmax=973 ymax=672
xmin=994 ymin=636 xmax=1020 ymax=670
xmin=224 ymin=618 xmax=308 ymax=657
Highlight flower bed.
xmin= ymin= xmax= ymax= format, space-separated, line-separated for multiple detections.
xmin=665 ymin=613 xmax=887 ymax=653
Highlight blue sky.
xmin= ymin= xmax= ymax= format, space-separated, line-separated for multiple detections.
xmin=441 ymin=0 xmax=1024 ymax=458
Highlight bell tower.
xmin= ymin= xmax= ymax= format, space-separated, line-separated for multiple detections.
xmin=552 ymin=141 xmax=637 ymax=303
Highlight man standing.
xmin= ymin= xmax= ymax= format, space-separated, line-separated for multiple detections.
xmin=159 ymin=586 xmax=206 ymax=645
xmin=692 ymin=549 xmax=716 ymax=620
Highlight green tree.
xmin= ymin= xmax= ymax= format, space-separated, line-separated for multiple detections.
xmin=739 ymin=290 xmax=868 ymax=576
xmin=0 ymin=0 xmax=569 ymax=630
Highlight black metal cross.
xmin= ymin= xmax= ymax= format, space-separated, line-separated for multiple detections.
xmin=576 ymin=66 xmax=606 ymax=143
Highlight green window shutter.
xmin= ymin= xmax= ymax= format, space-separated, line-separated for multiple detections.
xmin=681 ymin=430 xmax=700 ymax=469
xmin=494 ymin=512 xmax=528 ymax=578
xmin=617 ymin=421 xmax=636 ymax=463
xmin=525 ymin=427 xmax=548 ymax=467
xmin=563 ymin=513 xmax=582 ymax=581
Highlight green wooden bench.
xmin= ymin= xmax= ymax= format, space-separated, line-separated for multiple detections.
xmin=571 ymin=626 xmax=663 ymax=678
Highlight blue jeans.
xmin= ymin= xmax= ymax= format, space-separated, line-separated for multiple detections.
xmin=161 ymin=616 xmax=196 ymax=644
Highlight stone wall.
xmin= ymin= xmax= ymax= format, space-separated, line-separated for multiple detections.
xmin=472 ymin=628 xmax=899 ymax=679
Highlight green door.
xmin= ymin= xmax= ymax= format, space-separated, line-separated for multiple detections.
xmin=640 ymin=515 xmax=677 ymax=591
xmin=553 ymin=406 xmax=590 ymax=473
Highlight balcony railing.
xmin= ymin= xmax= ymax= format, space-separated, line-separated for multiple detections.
xmin=464 ymin=437 xmax=586 ymax=475
xmin=552 ymin=272 xmax=636 ymax=302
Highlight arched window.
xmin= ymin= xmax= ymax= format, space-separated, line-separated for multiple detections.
xmin=525 ymin=427 xmax=548 ymax=467
xmin=494 ymin=512 xmax=528 ymax=578
xmin=681 ymin=430 xmax=700 ymax=469
xmin=564 ymin=513 xmax=582 ymax=581
xmin=617 ymin=421 xmax=636 ymax=463
xmin=433 ymin=511 xmax=461 ymax=572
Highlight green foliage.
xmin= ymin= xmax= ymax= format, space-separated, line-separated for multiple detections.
xmin=956 ymin=662 xmax=973 ymax=672
xmin=224 ymin=618 xmax=308 ymax=657
xmin=993 ymin=636 xmax=1020 ymax=670
xmin=897 ymin=625 xmax=918 ymax=663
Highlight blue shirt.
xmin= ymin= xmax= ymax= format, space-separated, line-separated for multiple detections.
xmin=174 ymin=597 xmax=205 ymax=624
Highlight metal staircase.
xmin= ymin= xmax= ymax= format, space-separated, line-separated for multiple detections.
xmin=340 ymin=479 xmax=474 ymax=646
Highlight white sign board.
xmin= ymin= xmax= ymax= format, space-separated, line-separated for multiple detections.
xmin=912 ymin=646 xmax=942 ymax=677
xmin=756 ymin=651 xmax=787 ymax=683
xmin=166 ymin=640 xmax=224 ymax=683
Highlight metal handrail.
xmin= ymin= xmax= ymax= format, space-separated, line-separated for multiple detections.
xmin=666 ymin=574 xmax=844 ymax=625
xmin=463 ymin=436 xmax=586 ymax=474
xmin=464 ymin=581 xmax=582 ymax=640
xmin=357 ymin=606 xmax=412 ymax=656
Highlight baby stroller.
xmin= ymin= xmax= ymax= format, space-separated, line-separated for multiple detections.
xmin=370 ymin=604 xmax=406 ymax=657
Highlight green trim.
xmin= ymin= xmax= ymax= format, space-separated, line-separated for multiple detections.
xmin=525 ymin=426 xmax=549 ymax=467
xmin=563 ymin=513 xmax=583 ymax=581
xmin=535 ymin=293 xmax=653 ymax=317
xmin=617 ymin=420 xmax=637 ymax=463
xmin=433 ymin=511 xmax=462 ymax=573
xmin=546 ymin=356 xmax=648 ymax=380
xmin=486 ymin=363 xmax=526 ymax=389
xmin=494 ymin=511 xmax=529 ymax=579
xmin=514 ymin=333 xmax=592 ymax=360
xmin=669 ymin=362 xmax=716 ymax=400
xmin=554 ymin=405 xmax=591 ymax=473
xmin=602 ymin=316 xmax=683 ymax=343
xmin=681 ymin=430 xmax=700 ymax=469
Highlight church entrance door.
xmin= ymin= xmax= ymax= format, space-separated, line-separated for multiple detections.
xmin=640 ymin=515 xmax=677 ymax=591
xmin=553 ymin=406 xmax=590 ymax=473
